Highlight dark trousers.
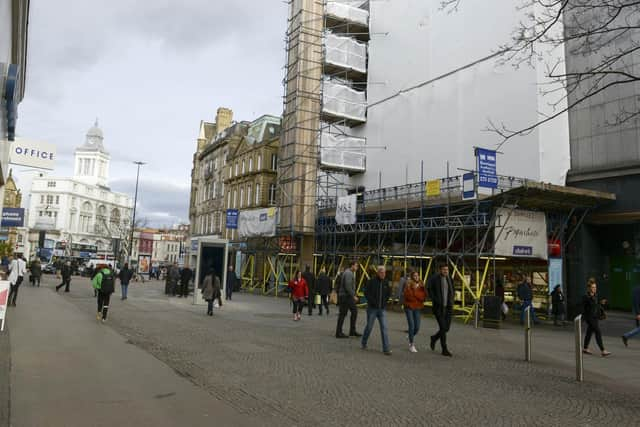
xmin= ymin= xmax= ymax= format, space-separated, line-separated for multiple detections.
xmin=180 ymin=281 xmax=189 ymax=297
xmin=56 ymin=278 xmax=71 ymax=292
xmin=432 ymin=309 xmax=452 ymax=351
xmin=225 ymin=284 xmax=233 ymax=300
xmin=584 ymin=318 xmax=604 ymax=351
xmin=318 ymin=294 xmax=329 ymax=314
xmin=307 ymin=293 xmax=316 ymax=315
xmin=97 ymin=292 xmax=112 ymax=320
xmin=33 ymin=276 xmax=40 ymax=287
xmin=8 ymin=277 xmax=23 ymax=305
xmin=336 ymin=296 xmax=358 ymax=335
xmin=292 ymin=298 xmax=305 ymax=314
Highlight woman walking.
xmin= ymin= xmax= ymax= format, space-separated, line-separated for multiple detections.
xmin=583 ymin=278 xmax=611 ymax=357
xmin=403 ymin=270 xmax=427 ymax=353
xmin=288 ymin=270 xmax=308 ymax=321
xmin=202 ymin=269 xmax=222 ymax=316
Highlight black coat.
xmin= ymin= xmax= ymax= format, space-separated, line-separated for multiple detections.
xmin=302 ymin=271 xmax=316 ymax=294
xmin=119 ymin=267 xmax=134 ymax=285
xmin=582 ymin=293 xmax=600 ymax=321
xmin=61 ymin=265 xmax=73 ymax=280
xmin=551 ymin=289 xmax=565 ymax=315
xmin=316 ymin=273 xmax=331 ymax=295
xmin=180 ymin=268 xmax=193 ymax=285
xmin=364 ymin=276 xmax=391 ymax=309
xmin=427 ymin=274 xmax=454 ymax=316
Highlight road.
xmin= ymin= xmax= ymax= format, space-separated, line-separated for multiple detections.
xmin=3 ymin=273 xmax=640 ymax=426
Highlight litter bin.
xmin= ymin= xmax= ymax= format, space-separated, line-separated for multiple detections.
xmin=483 ymin=295 xmax=502 ymax=329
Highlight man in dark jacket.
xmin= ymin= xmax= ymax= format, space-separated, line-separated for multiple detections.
xmin=427 ymin=264 xmax=455 ymax=357
xmin=118 ymin=263 xmax=134 ymax=300
xmin=225 ymin=265 xmax=238 ymax=300
xmin=30 ymin=259 xmax=42 ymax=287
xmin=302 ymin=265 xmax=316 ymax=316
xmin=622 ymin=286 xmax=640 ymax=346
xmin=361 ymin=265 xmax=392 ymax=355
xmin=517 ymin=275 xmax=540 ymax=325
xmin=55 ymin=261 xmax=73 ymax=292
xmin=180 ymin=266 xmax=193 ymax=298
xmin=316 ymin=267 xmax=331 ymax=315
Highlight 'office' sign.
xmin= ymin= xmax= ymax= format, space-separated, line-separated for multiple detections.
xmin=9 ymin=138 xmax=56 ymax=170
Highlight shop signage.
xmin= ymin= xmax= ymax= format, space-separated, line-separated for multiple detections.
xmin=1 ymin=208 xmax=24 ymax=227
xmin=476 ymin=148 xmax=498 ymax=189
xmin=336 ymin=194 xmax=357 ymax=225
xmin=226 ymin=209 xmax=239 ymax=229
xmin=0 ymin=280 xmax=8 ymax=331
xmin=494 ymin=208 xmax=548 ymax=260
xmin=9 ymin=138 xmax=56 ymax=170
xmin=426 ymin=180 xmax=441 ymax=197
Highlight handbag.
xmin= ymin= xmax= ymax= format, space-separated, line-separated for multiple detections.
xmin=329 ymin=291 xmax=338 ymax=305
xmin=501 ymin=302 xmax=509 ymax=315
xmin=598 ymin=304 xmax=607 ymax=320
xmin=314 ymin=294 xmax=321 ymax=305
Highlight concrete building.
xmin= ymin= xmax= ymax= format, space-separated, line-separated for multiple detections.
xmin=26 ymin=121 xmax=133 ymax=258
xmin=224 ymin=115 xmax=280 ymax=240
xmin=1 ymin=0 xmax=30 ymax=214
xmin=563 ymin=5 xmax=640 ymax=311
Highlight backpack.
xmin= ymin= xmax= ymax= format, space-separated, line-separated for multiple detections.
xmin=101 ymin=271 xmax=115 ymax=294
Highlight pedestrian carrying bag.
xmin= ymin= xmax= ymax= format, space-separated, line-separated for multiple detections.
xmin=315 ymin=294 xmax=321 ymax=305
xmin=101 ymin=273 xmax=115 ymax=294
xmin=501 ymin=302 xmax=509 ymax=315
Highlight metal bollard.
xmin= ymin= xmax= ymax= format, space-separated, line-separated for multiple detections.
xmin=575 ymin=314 xmax=583 ymax=382
xmin=524 ymin=306 xmax=532 ymax=362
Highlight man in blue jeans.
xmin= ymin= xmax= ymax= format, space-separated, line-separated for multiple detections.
xmin=517 ymin=275 xmax=540 ymax=325
xmin=622 ymin=286 xmax=640 ymax=347
xmin=361 ymin=266 xmax=392 ymax=355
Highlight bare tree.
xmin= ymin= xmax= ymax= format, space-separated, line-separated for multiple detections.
xmin=442 ymin=0 xmax=640 ymax=148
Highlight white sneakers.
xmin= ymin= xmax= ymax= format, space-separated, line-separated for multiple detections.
xmin=409 ymin=344 xmax=418 ymax=353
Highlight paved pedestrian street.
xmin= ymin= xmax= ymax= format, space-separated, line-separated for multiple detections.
xmin=5 ymin=275 xmax=640 ymax=427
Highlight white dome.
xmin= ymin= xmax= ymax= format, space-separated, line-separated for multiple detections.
xmin=86 ymin=119 xmax=104 ymax=140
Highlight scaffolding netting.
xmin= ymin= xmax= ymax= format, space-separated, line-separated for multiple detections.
xmin=326 ymin=1 xmax=369 ymax=27
xmin=323 ymin=79 xmax=367 ymax=122
xmin=320 ymin=132 xmax=366 ymax=172
xmin=325 ymin=33 xmax=368 ymax=74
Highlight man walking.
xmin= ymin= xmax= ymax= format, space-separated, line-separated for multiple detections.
xmin=428 ymin=263 xmax=455 ymax=357
xmin=168 ymin=263 xmax=180 ymax=296
xmin=361 ymin=266 xmax=392 ymax=355
xmin=118 ymin=263 xmax=134 ymax=300
xmin=517 ymin=275 xmax=540 ymax=325
xmin=8 ymin=255 xmax=26 ymax=306
xmin=316 ymin=266 xmax=331 ymax=315
xmin=93 ymin=265 xmax=115 ymax=322
xmin=30 ymin=259 xmax=42 ymax=287
xmin=225 ymin=265 xmax=237 ymax=301
xmin=622 ymin=286 xmax=640 ymax=347
xmin=335 ymin=261 xmax=361 ymax=338
xmin=180 ymin=265 xmax=193 ymax=298
xmin=56 ymin=261 xmax=73 ymax=292
xmin=302 ymin=265 xmax=316 ymax=316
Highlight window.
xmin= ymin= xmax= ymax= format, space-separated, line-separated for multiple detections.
xmin=242 ymin=160 xmax=245 ymax=174
xmin=227 ymin=191 xmax=231 ymax=209
xmin=40 ymin=195 xmax=44 ymax=204
xmin=268 ymin=183 xmax=277 ymax=205
xmin=213 ymin=181 xmax=217 ymax=198
xmin=239 ymin=188 xmax=244 ymax=208
xmin=39 ymin=211 xmax=43 ymax=217
xmin=235 ymin=162 xmax=239 ymax=177
xmin=46 ymin=195 xmax=54 ymax=204
xmin=257 ymin=155 xmax=262 ymax=170
xmin=228 ymin=166 xmax=232 ymax=179
xmin=249 ymin=157 xmax=253 ymax=172
xmin=223 ymin=150 xmax=228 ymax=166
xmin=271 ymin=154 xmax=277 ymax=171
xmin=47 ymin=181 xmax=56 ymax=188
xmin=214 ymin=157 xmax=218 ymax=170
xmin=233 ymin=190 xmax=237 ymax=208
xmin=247 ymin=185 xmax=252 ymax=206
xmin=255 ymin=183 xmax=261 ymax=205
xmin=55 ymin=196 xmax=60 ymax=205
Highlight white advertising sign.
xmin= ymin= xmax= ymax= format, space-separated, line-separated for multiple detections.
xmin=336 ymin=194 xmax=357 ymax=225
xmin=494 ymin=208 xmax=548 ymax=260
xmin=0 ymin=280 xmax=10 ymax=331
xmin=9 ymin=138 xmax=56 ymax=170
xmin=238 ymin=208 xmax=277 ymax=238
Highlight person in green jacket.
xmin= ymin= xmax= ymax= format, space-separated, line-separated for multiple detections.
xmin=92 ymin=266 xmax=115 ymax=322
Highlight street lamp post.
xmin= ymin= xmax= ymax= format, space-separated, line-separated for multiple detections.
xmin=128 ymin=161 xmax=145 ymax=264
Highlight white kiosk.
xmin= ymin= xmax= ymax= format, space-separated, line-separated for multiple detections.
xmin=190 ymin=237 xmax=229 ymax=305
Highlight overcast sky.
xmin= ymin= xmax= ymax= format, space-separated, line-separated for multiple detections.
xmin=14 ymin=0 xmax=287 ymax=227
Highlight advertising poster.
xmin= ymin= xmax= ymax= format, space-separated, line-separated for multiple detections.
xmin=494 ymin=208 xmax=548 ymax=260
xmin=138 ymin=255 xmax=151 ymax=274
xmin=0 ymin=281 xmax=10 ymax=331
xmin=335 ymin=194 xmax=357 ymax=225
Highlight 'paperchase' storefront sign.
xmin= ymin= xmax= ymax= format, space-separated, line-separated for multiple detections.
xmin=9 ymin=138 xmax=56 ymax=170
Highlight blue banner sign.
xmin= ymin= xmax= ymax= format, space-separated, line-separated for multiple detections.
xmin=226 ymin=209 xmax=239 ymax=229
xmin=476 ymin=148 xmax=498 ymax=189
xmin=1 ymin=208 xmax=25 ymax=227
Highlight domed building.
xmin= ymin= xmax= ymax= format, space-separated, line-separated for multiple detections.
xmin=26 ymin=121 xmax=133 ymax=261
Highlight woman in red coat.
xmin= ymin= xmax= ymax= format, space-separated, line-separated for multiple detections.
xmin=288 ymin=271 xmax=308 ymax=321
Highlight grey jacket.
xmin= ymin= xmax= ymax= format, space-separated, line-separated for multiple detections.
xmin=339 ymin=269 xmax=356 ymax=297
xmin=202 ymin=274 xmax=221 ymax=301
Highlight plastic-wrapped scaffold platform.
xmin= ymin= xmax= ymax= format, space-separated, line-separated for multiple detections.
xmin=325 ymin=33 xmax=367 ymax=74
xmin=326 ymin=1 xmax=369 ymax=27
xmin=323 ymin=79 xmax=367 ymax=123
xmin=320 ymin=132 xmax=366 ymax=172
